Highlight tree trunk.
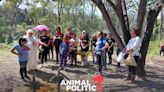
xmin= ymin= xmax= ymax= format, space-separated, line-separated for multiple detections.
xmin=116 ymin=0 xmax=130 ymax=44
xmin=136 ymin=0 xmax=147 ymax=36
xmin=92 ymin=0 xmax=125 ymax=49
xmin=137 ymin=1 xmax=164 ymax=78
xmin=57 ymin=0 xmax=64 ymax=24
xmin=160 ymin=8 xmax=164 ymax=40
xmin=106 ymin=0 xmax=131 ymax=45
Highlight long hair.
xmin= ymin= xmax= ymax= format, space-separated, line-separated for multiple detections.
xmin=56 ymin=26 xmax=61 ymax=32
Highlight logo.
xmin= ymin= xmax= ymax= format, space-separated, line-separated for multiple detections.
xmin=92 ymin=75 xmax=104 ymax=92
xmin=60 ymin=80 xmax=96 ymax=91
xmin=60 ymin=75 xmax=104 ymax=92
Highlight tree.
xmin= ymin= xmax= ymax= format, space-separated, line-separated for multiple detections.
xmin=160 ymin=8 xmax=164 ymax=40
xmin=92 ymin=0 xmax=164 ymax=78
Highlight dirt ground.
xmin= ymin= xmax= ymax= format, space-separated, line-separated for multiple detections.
xmin=0 ymin=48 xmax=164 ymax=92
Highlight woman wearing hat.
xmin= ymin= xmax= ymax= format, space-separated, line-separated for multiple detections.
xmin=25 ymin=29 xmax=38 ymax=71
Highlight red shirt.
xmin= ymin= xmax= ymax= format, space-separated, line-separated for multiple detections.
xmin=55 ymin=31 xmax=63 ymax=38
xmin=161 ymin=44 xmax=164 ymax=48
xmin=65 ymin=31 xmax=76 ymax=44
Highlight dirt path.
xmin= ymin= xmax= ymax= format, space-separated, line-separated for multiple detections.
xmin=0 ymin=49 xmax=164 ymax=92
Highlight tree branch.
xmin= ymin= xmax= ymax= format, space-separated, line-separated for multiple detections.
xmin=136 ymin=0 xmax=147 ymax=36
xmin=106 ymin=0 xmax=116 ymax=11
xmin=91 ymin=0 xmax=125 ymax=49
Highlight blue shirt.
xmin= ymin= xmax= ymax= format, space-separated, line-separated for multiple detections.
xmin=60 ymin=42 xmax=68 ymax=55
xmin=95 ymin=38 xmax=106 ymax=52
xmin=14 ymin=45 xmax=28 ymax=62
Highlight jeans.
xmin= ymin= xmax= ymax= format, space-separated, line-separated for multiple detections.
xmin=60 ymin=54 xmax=67 ymax=67
xmin=128 ymin=56 xmax=139 ymax=75
xmin=54 ymin=39 xmax=62 ymax=63
xmin=102 ymin=52 xmax=107 ymax=67
xmin=108 ymin=50 xmax=113 ymax=64
xmin=96 ymin=54 xmax=102 ymax=73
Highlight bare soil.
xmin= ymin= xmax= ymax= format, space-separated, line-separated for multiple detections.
xmin=0 ymin=48 xmax=164 ymax=92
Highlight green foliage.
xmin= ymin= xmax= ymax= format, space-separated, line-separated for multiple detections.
xmin=151 ymin=19 xmax=161 ymax=41
xmin=148 ymin=40 xmax=160 ymax=55
xmin=0 ymin=18 xmax=12 ymax=43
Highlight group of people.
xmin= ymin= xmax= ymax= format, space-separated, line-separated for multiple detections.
xmin=10 ymin=26 xmax=141 ymax=83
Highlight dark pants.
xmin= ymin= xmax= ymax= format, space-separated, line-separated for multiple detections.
xmin=108 ymin=50 xmax=113 ymax=64
xmin=128 ymin=56 xmax=139 ymax=75
xmin=38 ymin=49 xmax=41 ymax=59
xmin=96 ymin=54 xmax=102 ymax=73
xmin=60 ymin=54 xmax=67 ymax=67
xmin=19 ymin=61 xmax=28 ymax=79
xmin=41 ymin=47 xmax=48 ymax=64
xmin=54 ymin=39 xmax=62 ymax=63
xmin=48 ymin=45 xmax=54 ymax=60
xmin=70 ymin=50 xmax=77 ymax=65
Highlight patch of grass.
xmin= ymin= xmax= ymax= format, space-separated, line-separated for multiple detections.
xmin=147 ymin=40 xmax=160 ymax=56
xmin=0 ymin=44 xmax=13 ymax=56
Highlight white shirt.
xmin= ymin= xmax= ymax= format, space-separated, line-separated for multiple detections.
xmin=126 ymin=36 xmax=141 ymax=56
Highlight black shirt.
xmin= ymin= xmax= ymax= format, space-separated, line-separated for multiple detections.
xmin=109 ymin=38 xmax=115 ymax=51
xmin=82 ymin=36 xmax=89 ymax=46
xmin=40 ymin=35 xmax=50 ymax=48
xmin=91 ymin=38 xmax=97 ymax=47
xmin=107 ymin=38 xmax=115 ymax=51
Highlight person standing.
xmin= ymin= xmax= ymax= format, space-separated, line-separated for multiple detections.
xmin=125 ymin=28 xmax=141 ymax=82
xmin=69 ymin=38 xmax=77 ymax=66
xmin=91 ymin=34 xmax=97 ymax=63
xmin=107 ymin=33 xmax=115 ymax=65
xmin=95 ymin=31 xmax=109 ymax=74
xmin=58 ymin=37 xmax=69 ymax=70
xmin=47 ymin=30 xmax=54 ymax=61
xmin=10 ymin=37 xmax=31 ymax=81
xmin=25 ymin=29 xmax=38 ymax=71
xmin=39 ymin=30 xmax=50 ymax=65
xmin=54 ymin=27 xmax=63 ymax=63
xmin=101 ymin=33 xmax=108 ymax=69
xmin=65 ymin=26 xmax=76 ymax=62
xmin=79 ymin=30 xmax=90 ymax=66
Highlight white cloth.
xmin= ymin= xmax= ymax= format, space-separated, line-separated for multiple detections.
xmin=25 ymin=35 xmax=38 ymax=71
xmin=126 ymin=36 xmax=141 ymax=56
xmin=117 ymin=52 xmax=126 ymax=62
